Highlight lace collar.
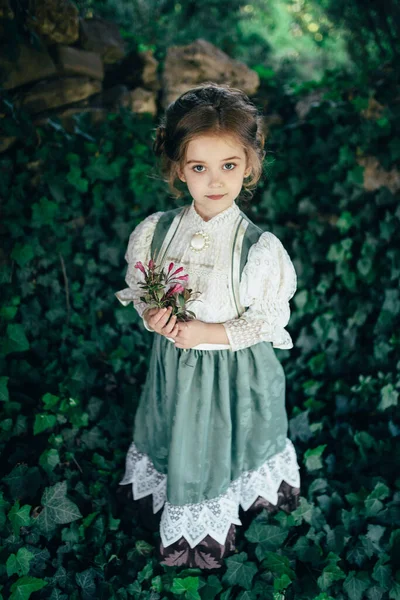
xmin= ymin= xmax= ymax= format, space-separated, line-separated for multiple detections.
xmin=186 ymin=199 xmax=240 ymax=229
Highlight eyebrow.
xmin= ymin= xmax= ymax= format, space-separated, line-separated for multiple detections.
xmin=186 ymin=156 xmax=242 ymax=164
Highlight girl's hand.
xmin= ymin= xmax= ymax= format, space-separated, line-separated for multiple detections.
xmin=173 ymin=319 xmax=207 ymax=349
xmin=144 ymin=307 xmax=179 ymax=338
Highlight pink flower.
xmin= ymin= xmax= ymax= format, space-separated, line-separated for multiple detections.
xmin=171 ymin=266 xmax=184 ymax=277
xmin=148 ymin=259 xmax=156 ymax=270
xmin=134 ymin=261 xmax=146 ymax=274
xmin=175 ymin=274 xmax=189 ymax=281
xmin=166 ymin=283 xmax=185 ymax=297
xmin=168 ymin=262 xmax=174 ymax=273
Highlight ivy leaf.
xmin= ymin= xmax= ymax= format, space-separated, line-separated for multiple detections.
xmin=37 ymin=481 xmax=82 ymax=535
xmin=304 ymin=444 xmax=327 ymax=471
xmin=33 ymin=414 xmax=57 ymax=435
xmin=10 ymin=576 xmax=47 ymax=600
xmin=317 ymin=562 xmax=346 ymax=591
xmin=389 ymin=581 xmax=400 ymax=599
xmin=135 ymin=540 xmax=153 ymax=556
xmin=236 ymin=592 xmax=257 ymax=600
xmin=289 ymin=410 xmax=313 ymax=442
xmin=137 ymin=562 xmax=153 ymax=583
xmin=261 ymin=552 xmax=295 ymax=579
xmin=6 ymin=324 xmax=30 ymax=354
xmin=378 ymin=383 xmax=398 ymax=410
xmin=222 ymin=552 xmax=257 ymax=590
xmin=274 ymin=574 xmax=292 ymax=592
xmin=372 ymin=557 xmax=392 ymax=590
xmin=8 ymin=500 xmax=32 ymax=536
xmin=6 ymin=548 xmax=35 ymax=577
xmin=200 ymin=574 xmax=222 ymax=600
xmin=245 ymin=522 xmax=288 ymax=555
xmin=291 ymin=497 xmax=314 ymax=525
xmin=0 ymin=376 xmax=9 ymax=402
xmin=343 ymin=571 xmax=371 ymax=600
xmin=171 ymin=577 xmax=200 ymax=597
xmin=366 ymin=585 xmax=385 ymax=600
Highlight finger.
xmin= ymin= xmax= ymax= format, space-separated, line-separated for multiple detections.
xmin=152 ymin=307 xmax=170 ymax=326
xmin=162 ymin=314 xmax=177 ymax=334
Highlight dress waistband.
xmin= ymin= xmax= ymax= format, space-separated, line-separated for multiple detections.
xmin=165 ymin=336 xmax=231 ymax=351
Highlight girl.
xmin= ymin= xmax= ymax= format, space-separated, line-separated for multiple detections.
xmin=115 ymin=82 xmax=301 ymax=570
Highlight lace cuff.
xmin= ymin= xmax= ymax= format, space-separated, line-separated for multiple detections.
xmin=223 ymin=232 xmax=297 ymax=352
xmin=115 ymin=212 xmax=163 ymax=331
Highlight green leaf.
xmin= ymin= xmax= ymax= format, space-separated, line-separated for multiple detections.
xmin=6 ymin=548 xmax=34 ymax=577
xmin=0 ymin=376 xmax=10 ymax=402
xmin=317 ymin=562 xmax=346 ymax=591
xmin=343 ymin=571 xmax=371 ymax=600
xmin=366 ymin=585 xmax=385 ymax=600
xmin=245 ymin=522 xmax=288 ymax=551
xmin=10 ymin=243 xmax=35 ymax=267
xmin=135 ymin=539 xmax=153 ymax=556
xmin=6 ymin=324 xmax=30 ymax=353
xmin=8 ymin=501 xmax=31 ymax=536
xmin=261 ymin=552 xmax=295 ymax=579
xmin=368 ymin=483 xmax=390 ymax=501
xmin=33 ymin=414 xmax=57 ymax=435
xmin=389 ymin=581 xmax=400 ymax=599
xmin=37 ymin=481 xmax=82 ymax=534
xmin=304 ymin=444 xmax=327 ymax=470
xmin=372 ymin=558 xmax=391 ymax=590
xmin=222 ymin=552 xmax=258 ymax=590
xmin=200 ymin=575 xmax=222 ymax=600
xmin=273 ymin=574 xmax=292 ymax=592
xmin=10 ymin=576 xmax=47 ymax=600
xmin=291 ymin=497 xmax=313 ymax=525
xmin=378 ymin=384 xmax=398 ymax=410
xmin=171 ymin=577 xmax=200 ymax=596
xmin=236 ymin=592 xmax=257 ymax=600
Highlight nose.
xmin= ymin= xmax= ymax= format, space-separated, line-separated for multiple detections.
xmin=208 ymin=171 xmax=223 ymax=188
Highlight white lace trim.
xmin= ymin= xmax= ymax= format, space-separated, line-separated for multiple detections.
xmin=119 ymin=438 xmax=300 ymax=549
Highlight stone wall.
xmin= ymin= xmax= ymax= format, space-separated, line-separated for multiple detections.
xmin=0 ymin=0 xmax=260 ymax=153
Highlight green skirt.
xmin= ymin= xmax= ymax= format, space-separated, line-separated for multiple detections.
xmin=132 ymin=334 xmax=289 ymax=506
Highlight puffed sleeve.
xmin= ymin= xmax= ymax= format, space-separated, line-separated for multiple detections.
xmin=115 ymin=211 xmax=164 ymax=331
xmin=222 ymin=231 xmax=297 ymax=352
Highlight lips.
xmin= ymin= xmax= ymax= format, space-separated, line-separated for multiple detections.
xmin=206 ymin=194 xmax=225 ymax=199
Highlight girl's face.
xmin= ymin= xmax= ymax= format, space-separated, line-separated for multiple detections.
xmin=177 ymin=134 xmax=252 ymax=215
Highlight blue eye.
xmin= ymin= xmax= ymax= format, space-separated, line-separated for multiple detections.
xmin=192 ymin=163 xmax=237 ymax=173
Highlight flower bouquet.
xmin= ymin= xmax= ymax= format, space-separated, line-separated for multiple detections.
xmin=135 ymin=258 xmax=202 ymax=323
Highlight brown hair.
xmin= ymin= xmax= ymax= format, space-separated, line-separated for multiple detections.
xmin=152 ymin=81 xmax=266 ymax=202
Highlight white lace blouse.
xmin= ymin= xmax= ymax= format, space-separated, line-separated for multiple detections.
xmin=115 ymin=199 xmax=297 ymax=352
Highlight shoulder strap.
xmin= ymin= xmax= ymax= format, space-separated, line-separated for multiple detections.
xmin=150 ymin=207 xmax=186 ymax=265
xmin=238 ymin=210 xmax=264 ymax=279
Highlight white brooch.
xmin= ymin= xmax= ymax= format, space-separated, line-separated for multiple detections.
xmin=189 ymin=230 xmax=210 ymax=252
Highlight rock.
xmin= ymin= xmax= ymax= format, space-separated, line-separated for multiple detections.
xmin=88 ymin=84 xmax=130 ymax=110
xmin=79 ymin=16 xmax=126 ymax=64
xmin=162 ymin=38 xmax=259 ymax=107
xmin=26 ymin=0 xmax=79 ymax=45
xmin=55 ymin=45 xmax=104 ymax=81
xmin=15 ymin=76 xmax=102 ymax=114
xmin=295 ymin=88 xmax=330 ymax=119
xmin=0 ymin=136 xmax=17 ymax=153
xmin=357 ymin=156 xmax=400 ymax=194
xmin=104 ymin=48 xmax=160 ymax=91
xmin=124 ymin=87 xmax=157 ymax=115
xmin=0 ymin=43 xmax=57 ymax=90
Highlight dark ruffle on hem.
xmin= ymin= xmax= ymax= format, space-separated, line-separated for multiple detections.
xmin=137 ymin=481 xmax=300 ymax=570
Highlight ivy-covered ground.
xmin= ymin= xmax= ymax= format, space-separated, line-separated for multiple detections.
xmin=1 ymin=63 xmax=399 ymax=600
